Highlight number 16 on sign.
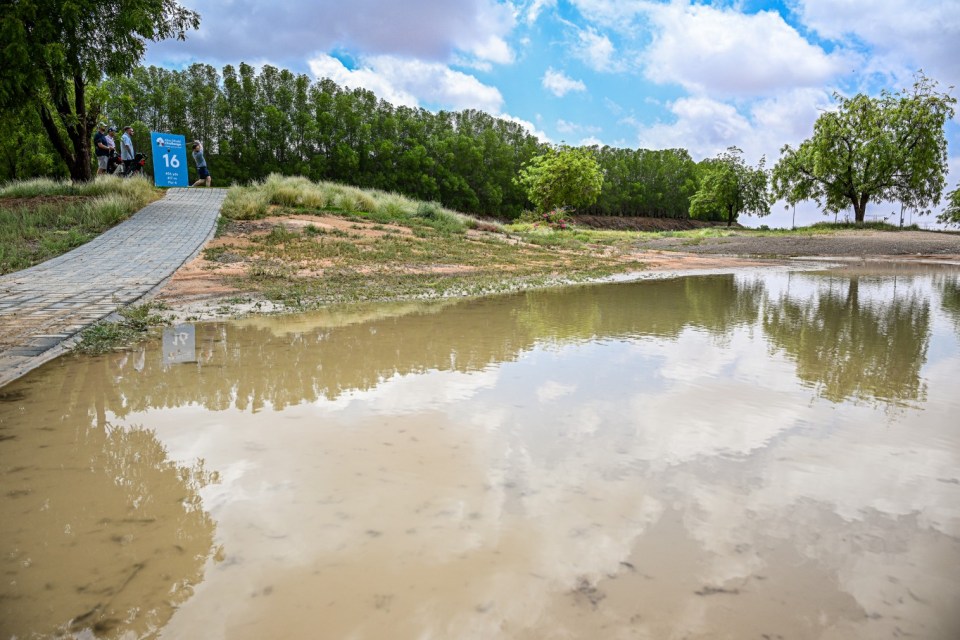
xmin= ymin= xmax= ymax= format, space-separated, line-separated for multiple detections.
xmin=150 ymin=131 xmax=189 ymax=187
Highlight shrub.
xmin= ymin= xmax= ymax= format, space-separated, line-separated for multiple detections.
xmin=539 ymin=208 xmax=572 ymax=230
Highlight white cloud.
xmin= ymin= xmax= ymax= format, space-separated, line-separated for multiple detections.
xmin=569 ymin=0 xmax=649 ymax=26
xmin=147 ymin=0 xmax=516 ymax=66
xmin=556 ymin=119 xmax=602 ymax=135
xmin=747 ymin=89 xmax=834 ymax=149
xmin=635 ymin=88 xmax=832 ymax=162
xmin=308 ymin=54 xmax=505 ymax=113
xmin=642 ymin=3 xmax=851 ymax=94
xmin=796 ymin=0 xmax=960 ymax=84
xmin=523 ymin=0 xmax=557 ymax=24
xmin=637 ymin=97 xmax=753 ymax=159
xmin=542 ymin=68 xmax=587 ymax=97
xmin=575 ymin=28 xmax=619 ymax=72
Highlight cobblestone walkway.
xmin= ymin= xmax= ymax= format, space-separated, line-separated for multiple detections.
xmin=0 ymin=188 xmax=226 ymax=387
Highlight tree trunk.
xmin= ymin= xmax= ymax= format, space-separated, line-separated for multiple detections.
xmin=726 ymin=205 xmax=735 ymax=227
xmin=67 ymin=148 xmax=93 ymax=182
xmin=852 ymin=194 xmax=869 ymax=224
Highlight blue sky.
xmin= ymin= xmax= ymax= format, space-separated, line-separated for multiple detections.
xmin=146 ymin=0 xmax=960 ymax=227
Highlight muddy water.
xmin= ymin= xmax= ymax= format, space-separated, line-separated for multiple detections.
xmin=2 ymin=266 xmax=960 ymax=639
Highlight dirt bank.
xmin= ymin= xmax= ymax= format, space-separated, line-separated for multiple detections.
xmin=573 ymin=215 xmax=730 ymax=231
xmin=156 ymin=220 xmax=960 ymax=322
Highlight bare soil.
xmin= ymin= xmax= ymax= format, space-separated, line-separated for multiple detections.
xmin=156 ymin=217 xmax=960 ymax=320
xmin=634 ymin=229 xmax=960 ymax=258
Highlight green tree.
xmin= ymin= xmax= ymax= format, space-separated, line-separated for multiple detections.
xmin=0 ymin=105 xmax=64 ymax=180
xmin=690 ymin=147 xmax=770 ymax=227
xmin=516 ymin=146 xmax=604 ymax=213
xmin=772 ymin=74 xmax=956 ymax=224
xmin=938 ymin=185 xmax=960 ymax=226
xmin=0 ymin=0 xmax=199 ymax=181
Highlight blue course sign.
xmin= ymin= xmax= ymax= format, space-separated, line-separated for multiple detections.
xmin=150 ymin=131 xmax=189 ymax=187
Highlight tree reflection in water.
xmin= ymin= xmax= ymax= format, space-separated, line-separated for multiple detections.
xmin=82 ymin=275 xmax=764 ymax=415
xmin=937 ymin=272 xmax=960 ymax=337
xmin=0 ymin=358 xmax=218 ymax=639
xmin=763 ymin=273 xmax=930 ymax=405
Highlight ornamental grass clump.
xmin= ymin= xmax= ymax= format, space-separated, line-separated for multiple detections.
xmin=261 ymin=174 xmax=328 ymax=209
xmin=0 ymin=175 xmax=160 ymax=273
xmin=221 ymin=185 xmax=269 ymax=219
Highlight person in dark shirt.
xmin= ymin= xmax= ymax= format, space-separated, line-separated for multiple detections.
xmin=93 ymin=123 xmax=111 ymax=175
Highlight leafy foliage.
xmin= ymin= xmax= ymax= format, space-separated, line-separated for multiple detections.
xmin=0 ymin=0 xmax=199 ymax=181
xmin=772 ymin=74 xmax=956 ymax=223
xmin=939 ymin=186 xmax=960 ymax=227
xmin=516 ymin=147 xmax=604 ymax=213
xmin=583 ymin=146 xmax=698 ymax=218
xmin=689 ymin=147 xmax=770 ymax=226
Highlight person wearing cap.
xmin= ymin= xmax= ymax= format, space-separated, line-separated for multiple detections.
xmin=120 ymin=126 xmax=135 ymax=175
xmin=105 ymin=126 xmax=117 ymax=157
xmin=93 ymin=123 xmax=111 ymax=175
xmin=191 ymin=140 xmax=212 ymax=187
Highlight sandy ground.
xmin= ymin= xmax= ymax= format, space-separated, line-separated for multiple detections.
xmin=155 ymin=222 xmax=960 ymax=321
xmin=634 ymin=228 xmax=960 ymax=258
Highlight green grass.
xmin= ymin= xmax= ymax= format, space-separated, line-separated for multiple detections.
xmin=0 ymin=176 xmax=161 ymax=274
xmin=73 ymin=300 xmax=170 ymax=354
xmin=250 ymin=263 xmax=640 ymax=309
xmin=221 ymin=174 xmax=474 ymax=236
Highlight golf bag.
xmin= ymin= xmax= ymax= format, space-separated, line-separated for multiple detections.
xmin=109 ymin=151 xmax=146 ymax=177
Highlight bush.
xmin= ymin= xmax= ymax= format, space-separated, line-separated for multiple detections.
xmin=539 ymin=208 xmax=573 ymax=230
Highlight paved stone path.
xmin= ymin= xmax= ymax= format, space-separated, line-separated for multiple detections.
xmin=0 ymin=188 xmax=226 ymax=387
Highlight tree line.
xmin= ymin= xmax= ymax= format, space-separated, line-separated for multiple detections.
xmin=0 ymin=60 xmax=711 ymax=220
xmin=1 ymin=0 xmax=955 ymax=226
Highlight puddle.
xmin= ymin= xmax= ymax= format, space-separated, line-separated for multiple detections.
xmin=2 ymin=266 xmax=960 ymax=639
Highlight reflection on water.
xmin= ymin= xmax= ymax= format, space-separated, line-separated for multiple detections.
xmin=764 ymin=274 xmax=930 ymax=404
xmin=0 ymin=366 xmax=217 ymax=638
xmin=2 ymin=266 xmax=960 ymax=639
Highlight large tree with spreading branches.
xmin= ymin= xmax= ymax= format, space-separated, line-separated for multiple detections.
xmin=0 ymin=0 xmax=199 ymax=181
xmin=772 ymin=74 xmax=955 ymax=224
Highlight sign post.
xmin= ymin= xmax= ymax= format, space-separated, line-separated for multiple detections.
xmin=162 ymin=324 xmax=196 ymax=365
xmin=150 ymin=131 xmax=189 ymax=188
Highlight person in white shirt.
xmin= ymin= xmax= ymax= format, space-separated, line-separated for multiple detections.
xmin=121 ymin=126 xmax=135 ymax=174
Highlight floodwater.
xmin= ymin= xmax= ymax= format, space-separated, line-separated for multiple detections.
xmin=2 ymin=265 xmax=960 ymax=639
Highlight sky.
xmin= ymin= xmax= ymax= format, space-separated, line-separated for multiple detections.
xmin=145 ymin=0 xmax=960 ymax=228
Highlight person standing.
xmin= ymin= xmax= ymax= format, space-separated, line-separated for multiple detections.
xmin=105 ymin=126 xmax=117 ymax=155
xmin=191 ymin=141 xmax=212 ymax=187
xmin=121 ymin=126 xmax=135 ymax=175
xmin=93 ymin=123 xmax=111 ymax=175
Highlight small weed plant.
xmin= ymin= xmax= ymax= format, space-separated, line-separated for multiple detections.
xmin=74 ymin=300 xmax=169 ymax=354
